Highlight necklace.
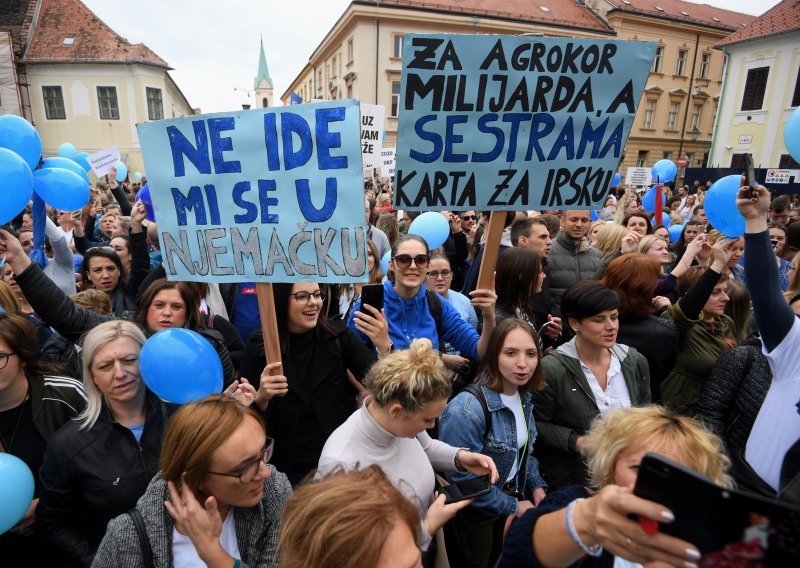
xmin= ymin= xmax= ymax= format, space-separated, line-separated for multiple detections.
xmin=0 ymin=391 xmax=28 ymax=453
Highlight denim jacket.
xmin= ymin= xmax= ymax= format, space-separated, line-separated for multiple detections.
xmin=439 ymin=383 xmax=547 ymax=518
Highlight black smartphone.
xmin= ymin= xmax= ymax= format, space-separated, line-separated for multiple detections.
xmin=743 ymin=153 xmax=757 ymax=198
xmin=360 ymin=283 xmax=384 ymax=313
xmin=441 ymin=475 xmax=491 ymax=504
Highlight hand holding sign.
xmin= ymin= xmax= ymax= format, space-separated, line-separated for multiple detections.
xmin=254 ymin=362 xmax=288 ymax=409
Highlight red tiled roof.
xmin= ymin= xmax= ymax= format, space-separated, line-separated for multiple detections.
xmin=354 ymin=0 xmax=614 ymax=33
xmin=23 ymin=0 xmax=169 ymax=67
xmin=604 ymin=0 xmax=754 ymax=32
xmin=0 ymin=0 xmax=36 ymax=57
xmin=716 ymin=0 xmax=800 ymax=48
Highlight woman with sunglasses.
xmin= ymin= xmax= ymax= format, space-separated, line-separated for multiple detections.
xmin=94 ymin=394 xmax=291 ymax=568
xmin=239 ymin=282 xmax=379 ymax=486
xmin=348 ymin=234 xmax=496 ymax=361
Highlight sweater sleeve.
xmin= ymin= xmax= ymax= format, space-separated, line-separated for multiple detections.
xmin=91 ymin=514 xmax=140 ymax=568
xmin=125 ymin=230 xmax=151 ymax=298
xmin=440 ymin=298 xmax=480 ymax=360
xmin=677 ymin=266 xmax=722 ymax=321
xmin=109 ymin=184 xmax=133 ymax=216
xmin=416 ymin=430 xmax=460 ymax=472
xmin=73 ymin=233 xmax=105 ymax=255
xmin=744 ymin=231 xmax=794 ymax=352
xmin=696 ymin=347 xmax=749 ymax=440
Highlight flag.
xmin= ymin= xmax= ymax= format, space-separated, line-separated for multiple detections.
xmin=289 ymin=91 xmax=302 ymax=105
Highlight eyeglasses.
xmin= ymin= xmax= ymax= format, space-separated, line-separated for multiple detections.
xmin=0 ymin=352 xmax=16 ymax=370
xmin=290 ymin=290 xmax=326 ymax=303
xmin=460 ymin=215 xmax=478 ymax=222
xmin=205 ymin=438 xmax=274 ymax=484
xmin=392 ymin=254 xmax=430 ymax=269
xmin=427 ymin=269 xmax=452 ymax=279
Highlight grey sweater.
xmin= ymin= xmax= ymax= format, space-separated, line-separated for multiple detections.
xmin=91 ymin=469 xmax=291 ymax=568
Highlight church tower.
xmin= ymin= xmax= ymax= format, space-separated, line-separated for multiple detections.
xmin=254 ymin=37 xmax=273 ymax=109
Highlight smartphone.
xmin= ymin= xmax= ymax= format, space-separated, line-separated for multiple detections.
xmin=743 ymin=153 xmax=757 ymax=198
xmin=360 ymin=283 xmax=384 ymax=313
xmin=440 ymin=475 xmax=491 ymax=504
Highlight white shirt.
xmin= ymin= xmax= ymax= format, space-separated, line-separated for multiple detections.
xmin=580 ymin=351 xmax=632 ymax=413
xmin=173 ymin=510 xmax=240 ymax=567
xmin=499 ymin=392 xmax=527 ymax=483
xmin=746 ymin=317 xmax=800 ymax=491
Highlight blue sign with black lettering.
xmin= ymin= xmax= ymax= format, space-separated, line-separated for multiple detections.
xmin=137 ymin=100 xmax=367 ymax=283
xmin=395 ymin=35 xmax=655 ymax=210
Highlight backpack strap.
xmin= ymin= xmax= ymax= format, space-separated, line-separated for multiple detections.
xmin=425 ymin=289 xmax=446 ymax=353
xmin=462 ymin=383 xmax=492 ymax=442
xmin=127 ymin=508 xmax=154 ymax=568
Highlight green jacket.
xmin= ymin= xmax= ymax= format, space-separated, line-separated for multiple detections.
xmin=661 ymin=303 xmax=735 ymax=416
xmin=533 ymin=339 xmax=651 ymax=490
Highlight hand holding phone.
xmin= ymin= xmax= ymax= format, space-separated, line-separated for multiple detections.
xmin=360 ymin=283 xmax=384 ymax=313
xmin=440 ymin=475 xmax=491 ymax=504
xmin=743 ymin=153 xmax=757 ymax=198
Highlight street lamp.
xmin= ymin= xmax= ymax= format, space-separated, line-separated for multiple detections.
xmin=691 ymin=127 xmax=700 ymax=143
xmin=233 ymin=88 xmax=252 ymax=110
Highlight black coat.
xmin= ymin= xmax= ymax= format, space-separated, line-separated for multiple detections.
xmin=36 ymin=392 xmax=173 ymax=567
xmin=616 ymin=315 xmax=680 ymax=403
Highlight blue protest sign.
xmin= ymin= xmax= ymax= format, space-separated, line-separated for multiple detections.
xmin=137 ymin=100 xmax=367 ymax=283
xmin=395 ymin=35 xmax=655 ymax=210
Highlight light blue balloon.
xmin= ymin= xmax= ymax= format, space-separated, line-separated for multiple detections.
xmin=381 ymin=251 xmax=391 ymax=274
xmin=785 ymin=107 xmax=800 ymax=164
xmin=660 ymin=212 xmax=672 ymax=226
xmin=611 ymin=173 xmax=621 ymax=187
xmin=408 ymin=211 xmax=450 ymax=249
xmin=590 ymin=210 xmax=599 ymax=221
xmin=42 ymin=156 xmax=91 ymax=185
xmin=58 ymin=142 xmax=77 ymax=160
xmin=0 ymin=453 xmax=35 ymax=534
xmin=651 ymin=159 xmax=678 ymax=183
xmin=0 ymin=114 xmax=42 ymax=170
xmin=0 ymin=147 xmax=34 ymax=225
xmin=134 ymin=171 xmax=142 ymax=180
xmin=668 ymin=224 xmax=684 ymax=242
xmin=75 ymin=151 xmax=92 ymax=172
xmin=33 ymin=168 xmax=90 ymax=211
xmin=642 ymin=185 xmax=667 ymax=213
xmin=115 ymin=161 xmax=127 ymax=182
xmin=135 ymin=183 xmax=156 ymax=222
xmin=139 ymin=328 xmax=223 ymax=404
xmin=705 ymin=175 xmax=745 ymax=238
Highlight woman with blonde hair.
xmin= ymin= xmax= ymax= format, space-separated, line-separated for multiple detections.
xmin=280 ymin=465 xmax=422 ymax=568
xmin=612 ymin=193 xmax=642 ymax=225
xmin=319 ymin=338 xmax=499 ymax=552
xmin=591 ymin=223 xmax=628 ymax=263
xmin=0 ymin=279 xmax=20 ymax=312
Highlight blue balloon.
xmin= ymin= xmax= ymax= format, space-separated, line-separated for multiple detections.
xmin=590 ymin=209 xmax=599 ymax=221
xmin=0 ymin=114 xmax=42 ymax=170
xmin=42 ymin=156 xmax=91 ymax=185
xmin=0 ymin=147 xmax=34 ymax=224
xmin=668 ymin=224 xmax=684 ymax=242
xmin=0 ymin=453 xmax=35 ymax=534
xmin=33 ymin=168 xmax=90 ymax=211
xmin=139 ymin=328 xmax=223 ymax=404
xmin=660 ymin=212 xmax=672 ymax=226
xmin=611 ymin=173 xmax=622 ymax=187
xmin=408 ymin=211 xmax=450 ymax=249
xmin=135 ymin=183 xmax=156 ymax=222
xmin=75 ymin=151 xmax=92 ymax=172
xmin=651 ymin=159 xmax=678 ymax=183
xmin=641 ymin=185 xmax=667 ymax=213
xmin=114 ymin=161 xmax=127 ymax=182
xmin=381 ymin=251 xmax=391 ymax=274
xmin=705 ymin=175 xmax=746 ymax=238
xmin=785 ymin=107 xmax=800 ymax=164
xmin=58 ymin=142 xmax=77 ymax=160
xmin=134 ymin=171 xmax=143 ymax=180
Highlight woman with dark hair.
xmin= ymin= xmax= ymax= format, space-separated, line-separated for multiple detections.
xmin=767 ymin=222 xmax=792 ymax=291
xmin=622 ymin=211 xmax=653 ymax=236
xmin=439 ymin=320 xmax=548 ymax=567
xmin=495 ymin=247 xmax=545 ymax=329
xmin=601 ymin=254 xmax=679 ymax=402
xmin=669 ymin=220 xmax=702 ymax=268
xmin=532 ymin=281 xmax=651 ymax=490
xmin=239 ymin=281 xmax=378 ymax=486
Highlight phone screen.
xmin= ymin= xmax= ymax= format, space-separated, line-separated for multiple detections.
xmin=442 ymin=475 xmax=491 ymax=504
xmin=361 ymin=283 xmax=384 ymax=313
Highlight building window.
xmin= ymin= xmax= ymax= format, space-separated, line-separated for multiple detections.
xmin=643 ymin=100 xmax=656 ymax=129
xmin=686 ymin=152 xmax=694 ymax=167
xmin=791 ymin=66 xmax=800 ymax=107
xmin=741 ymin=66 xmax=769 ymax=111
xmin=730 ymin=153 xmax=746 ymax=169
xmin=690 ymin=104 xmax=702 ymax=130
xmin=347 ymin=39 xmax=353 ymax=63
xmin=317 ymin=69 xmax=322 ymax=92
xmin=667 ymin=101 xmax=679 ymax=130
xmin=676 ymin=50 xmax=688 ymax=76
xmin=651 ymin=46 xmax=663 ymax=73
xmin=331 ymin=56 xmax=337 ymax=77
xmin=146 ymin=87 xmax=163 ymax=120
xmin=392 ymin=34 xmax=403 ymax=59
xmin=43 ymin=86 xmax=66 ymax=119
xmin=391 ymin=81 xmax=401 ymax=117
xmin=347 ymin=84 xmax=353 ymax=99
xmin=699 ymin=53 xmax=711 ymax=79
xmin=97 ymin=86 xmax=119 ymax=120
xmin=636 ymin=150 xmax=648 ymax=167
xmin=663 ymin=151 xmax=671 ymax=160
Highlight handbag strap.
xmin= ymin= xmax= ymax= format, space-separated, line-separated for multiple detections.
xmin=127 ymin=508 xmax=155 ymax=568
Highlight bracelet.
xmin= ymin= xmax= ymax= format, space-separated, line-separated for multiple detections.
xmin=377 ymin=342 xmax=394 ymax=356
xmin=565 ymin=498 xmax=603 ymax=557
xmin=454 ymin=449 xmax=468 ymax=473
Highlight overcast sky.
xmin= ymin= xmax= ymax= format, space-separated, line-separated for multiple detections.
xmin=82 ymin=0 xmax=782 ymax=114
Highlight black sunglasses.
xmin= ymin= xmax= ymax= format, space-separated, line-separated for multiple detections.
xmin=392 ymin=254 xmax=430 ymax=269
xmin=460 ymin=215 xmax=478 ymax=221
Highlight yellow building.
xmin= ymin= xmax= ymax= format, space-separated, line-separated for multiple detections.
xmin=711 ymin=0 xmax=800 ymax=171
xmin=586 ymin=0 xmax=753 ymax=181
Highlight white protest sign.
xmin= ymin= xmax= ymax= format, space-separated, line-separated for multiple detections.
xmin=360 ymin=104 xmax=385 ymax=168
xmin=88 ymin=146 xmax=121 ymax=178
xmin=765 ymin=169 xmax=793 ymax=184
xmin=381 ymin=147 xmax=396 ymax=178
xmin=625 ymin=167 xmax=652 ymax=187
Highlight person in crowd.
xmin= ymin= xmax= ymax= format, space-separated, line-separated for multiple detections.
xmin=54 ymin=209 xmax=79 ymax=251
xmin=364 ymin=198 xmax=391 ymax=259
xmin=0 ymin=280 xmax=20 ymax=313
xmin=591 ymin=223 xmax=628 ymax=264
xmin=510 ymin=217 xmax=558 ymax=333
xmin=767 ymin=222 xmax=792 ymax=291
xmin=693 ymin=204 xmax=708 ymax=227
xmin=635 ymin=234 xmax=671 ymax=268
xmin=183 ymin=282 xmax=246 ymax=369
xmin=332 ymin=239 xmax=383 ymax=322
xmin=70 ymin=289 xmax=112 ymax=316
xmin=459 ymin=210 xmax=480 ymax=248
xmin=769 ymin=194 xmax=791 ymax=226
xmin=93 ymin=395 xmax=292 ymax=567
xmin=783 ymin=221 xmax=800 ymax=260
xmin=349 ymin=234 xmax=497 ymax=361
xmin=680 ymin=194 xmax=697 ymax=221
xmin=783 ymin=251 xmax=800 ymax=307
xmin=669 ymin=220 xmax=702 ymax=266
xmin=652 ymin=224 xmax=670 ymax=244
xmin=279 ymin=465 xmax=422 ymax=568
xmin=547 ymin=211 xmax=604 ymax=318
xmin=706 ymin=230 xmax=745 ymax=284
xmin=622 ymin=212 xmax=653 ymax=236
xmin=666 ymin=195 xmax=682 ymax=215
xmin=439 ymin=319 xmax=548 ymax=567
xmin=724 ymin=281 xmax=754 ymax=345
xmin=612 ymin=194 xmax=641 ymax=225
xmin=501 ymin=406 xmax=729 ymax=567
xmin=375 ymin=211 xmax=400 ymax=250
xmin=597 ymin=194 xmax=616 ymax=221
xmin=462 ymin=211 xmax=517 ymax=295
xmin=442 ymin=211 xmax=470 ymax=292
xmin=318 ymin=339 xmax=499 ymax=552
xmin=601 ymin=254 xmax=679 ymax=402
xmin=660 ymin=240 xmax=737 ymax=416
xmin=533 ymin=281 xmax=651 ymax=490
xmin=239 ymin=282 xmax=378 ymax=486
xmin=587 ymin=220 xmax=606 ymax=245
xmin=0 ymin=313 xmax=86 ymax=561
xmin=30 ymin=214 xmax=77 ymax=296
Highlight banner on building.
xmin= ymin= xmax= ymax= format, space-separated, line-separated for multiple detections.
xmin=360 ymin=104 xmax=385 ymax=168
xmin=395 ymin=34 xmax=655 ymax=210
xmin=381 ymin=147 xmax=396 ymax=178
xmin=137 ymin=100 xmax=368 ymax=283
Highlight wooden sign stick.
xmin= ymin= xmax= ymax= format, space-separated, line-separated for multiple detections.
xmin=476 ymin=211 xmax=506 ymax=290
xmin=256 ymin=283 xmax=283 ymax=377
